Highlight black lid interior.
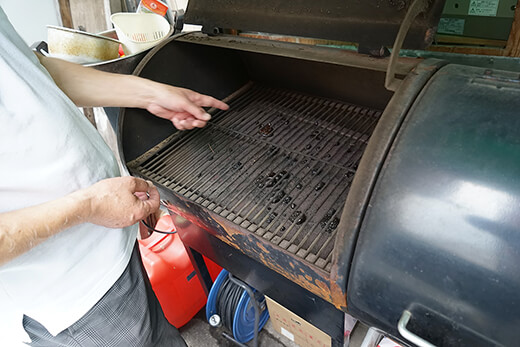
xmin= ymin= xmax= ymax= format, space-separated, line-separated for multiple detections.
xmin=185 ymin=0 xmax=446 ymax=50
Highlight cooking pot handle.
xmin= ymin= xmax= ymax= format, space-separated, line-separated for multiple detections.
xmin=398 ymin=310 xmax=436 ymax=347
xmin=30 ymin=41 xmax=49 ymax=55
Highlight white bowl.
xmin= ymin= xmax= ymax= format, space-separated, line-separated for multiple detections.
xmin=110 ymin=13 xmax=173 ymax=55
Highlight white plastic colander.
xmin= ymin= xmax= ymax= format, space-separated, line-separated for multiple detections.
xmin=110 ymin=13 xmax=173 ymax=54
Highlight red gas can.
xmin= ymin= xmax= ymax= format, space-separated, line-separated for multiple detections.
xmin=138 ymin=215 xmax=222 ymax=328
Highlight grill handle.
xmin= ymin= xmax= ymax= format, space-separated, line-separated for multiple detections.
xmin=385 ymin=0 xmax=429 ymax=91
xmin=397 ymin=310 xmax=437 ymax=347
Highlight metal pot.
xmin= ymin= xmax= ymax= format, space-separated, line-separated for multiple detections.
xmin=84 ymin=29 xmax=149 ymax=74
xmin=47 ymin=25 xmax=121 ymax=64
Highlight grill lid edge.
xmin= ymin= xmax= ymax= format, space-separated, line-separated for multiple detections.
xmin=184 ymin=0 xmax=446 ymax=50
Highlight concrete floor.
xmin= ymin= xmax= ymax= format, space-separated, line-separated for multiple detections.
xmin=179 ymin=308 xmax=371 ymax=347
xmin=179 ymin=309 xmax=299 ymax=347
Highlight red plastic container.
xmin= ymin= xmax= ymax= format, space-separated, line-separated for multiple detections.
xmin=138 ymin=215 xmax=222 ymax=328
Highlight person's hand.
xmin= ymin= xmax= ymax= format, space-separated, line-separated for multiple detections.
xmin=146 ymin=83 xmax=229 ymax=130
xmin=80 ymin=176 xmax=160 ymax=228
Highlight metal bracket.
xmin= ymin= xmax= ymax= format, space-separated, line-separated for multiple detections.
xmin=385 ymin=0 xmax=430 ymax=91
xmin=226 ymin=273 xmax=261 ymax=347
xmin=173 ymin=9 xmax=185 ymax=34
xmin=359 ymin=327 xmax=383 ymax=347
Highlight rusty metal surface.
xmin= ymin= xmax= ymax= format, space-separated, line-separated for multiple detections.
xmin=184 ymin=0 xmax=446 ymax=50
xmin=166 ymin=206 xmax=346 ymax=345
xmin=149 ymin=186 xmax=336 ymax=303
xmin=330 ymin=59 xmax=447 ymax=310
xmin=177 ymin=33 xmax=421 ymax=76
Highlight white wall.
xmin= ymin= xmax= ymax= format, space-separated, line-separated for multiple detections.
xmin=175 ymin=0 xmax=202 ymax=32
xmin=176 ymin=0 xmax=188 ymax=10
xmin=0 ymin=0 xmax=61 ymax=45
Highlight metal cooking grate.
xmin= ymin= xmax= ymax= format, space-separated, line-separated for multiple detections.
xmin=129 ymin=83 xmax=382 ymax=272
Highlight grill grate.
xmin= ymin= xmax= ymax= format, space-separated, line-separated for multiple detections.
xmin=130 ymin=84 xmax=382 ymax=272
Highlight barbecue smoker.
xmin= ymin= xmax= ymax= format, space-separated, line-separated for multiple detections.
xmin=118 ymin=1 xmax=520 ymax=346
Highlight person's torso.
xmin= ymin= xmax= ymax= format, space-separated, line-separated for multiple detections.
xmin=0 ymin=8 xmax=136 ymax=345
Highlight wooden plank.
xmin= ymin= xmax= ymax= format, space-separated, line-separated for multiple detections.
xmin=82 ymin=108 xmax=97 ymax=128
xmin=238 ymin=32 xmax=355 ymax=47
xmin=428 ymin=45 xmax=504 ymax=56
xmin=505 ymin=0 xmax=520 ymax=57
xmin=435 ymin=34 xmax=507 ymax=48
xmin=69 ymin=0 xmax=109 ymax=33
xmin=57 ymin=0 xmax=73 ymax=28
xmin=105 ymin=0 xmax=122 ymax=30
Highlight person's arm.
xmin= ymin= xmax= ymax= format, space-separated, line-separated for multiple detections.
xmin=0 ymin=176 xmax=159 ymax=266
xmin=36 ymin=54 xmax=229 ymax=130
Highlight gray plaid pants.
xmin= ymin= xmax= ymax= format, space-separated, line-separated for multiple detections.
xmin=22 ymin=244 xmax=187 ymax=347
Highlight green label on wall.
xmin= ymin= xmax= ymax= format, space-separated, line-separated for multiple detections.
xmin=438 ymin=18 xmax=466 ymax=35
xmin=468 ymin=0 xmax=500 ymax=16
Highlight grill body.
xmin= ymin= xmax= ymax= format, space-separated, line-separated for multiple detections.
xmin=119 ymin=33 xmax=441 ymax=345
xmin=119 ymin=33 xmax=520 ymax=346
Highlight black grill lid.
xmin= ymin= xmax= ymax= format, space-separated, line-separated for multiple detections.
xmin=184 ymin=0 xmax=446 ymax=50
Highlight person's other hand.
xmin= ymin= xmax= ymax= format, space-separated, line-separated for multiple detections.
xmin=146 ymin=84 xmax=229 ymax=130
xmin=81 ymin=177 xmax=160 ymax=228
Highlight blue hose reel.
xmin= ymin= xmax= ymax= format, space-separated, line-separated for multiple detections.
xmin=206 ymin=269 xmax=269 ymax=343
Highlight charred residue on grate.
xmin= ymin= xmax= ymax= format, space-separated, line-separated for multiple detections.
xmin=130 ymin=84 xmax=381 ymax=271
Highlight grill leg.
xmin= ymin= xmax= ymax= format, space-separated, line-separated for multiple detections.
xmin=165 ymin=207 xmax=214 ymax=294
xmin=185 ymin=246 xmax=213 ymax=296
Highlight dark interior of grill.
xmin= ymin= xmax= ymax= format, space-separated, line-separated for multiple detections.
xmin=122 ymin=39 xmax=395 ymax=272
